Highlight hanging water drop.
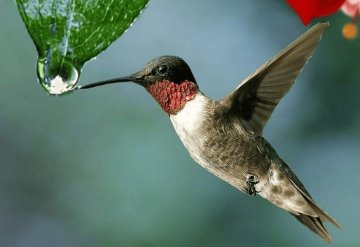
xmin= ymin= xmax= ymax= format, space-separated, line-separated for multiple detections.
xmin=16 ymin=0 xmax=148 ymax=94
xmin=37 ymin=57 xmax=79 ymax=95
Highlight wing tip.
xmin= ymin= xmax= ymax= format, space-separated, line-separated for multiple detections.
xmin=307 ymin=22 xmax=329 ymax=39
xmin=291 ymin=22 xmax=329 ymax=48
xmin=313 ymin=22 xmax=330 ymax=29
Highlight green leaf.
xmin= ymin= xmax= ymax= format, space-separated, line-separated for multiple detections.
xmin=16 ymin=0 xmax=148 ymax=95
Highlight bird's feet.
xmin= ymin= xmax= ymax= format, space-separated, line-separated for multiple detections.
xmin=246 ymin=175 xmax=259 ymax=196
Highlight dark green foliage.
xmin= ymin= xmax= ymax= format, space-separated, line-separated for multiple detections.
xmin=16 ymin=0 xmax=148 ymax=94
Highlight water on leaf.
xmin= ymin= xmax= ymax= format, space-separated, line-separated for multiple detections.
xmin=37 ymin=57 xmax=79 ymax=95
xmin=16 ymin=0 xmax=149 ymax=94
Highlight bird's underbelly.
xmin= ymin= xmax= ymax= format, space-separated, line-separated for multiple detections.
xmin=171 ymin=118 xmax=271 ymax=192
xmin=169 ymin=94 xmax=272 ymax=192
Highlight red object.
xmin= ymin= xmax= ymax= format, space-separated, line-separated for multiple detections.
xmin=287 ymin=0 xmax=346 ymax=25
xmin=147 ymin=80 xmax=198 ymax=114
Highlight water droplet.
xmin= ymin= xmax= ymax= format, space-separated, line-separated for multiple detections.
xmin=37 ymin=57 xmax=79 ymax=95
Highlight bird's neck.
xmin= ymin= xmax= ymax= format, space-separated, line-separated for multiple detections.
xmin=147 ymin=79 xmax=198 ymax=115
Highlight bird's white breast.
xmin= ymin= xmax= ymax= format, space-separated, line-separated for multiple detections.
xmin=169 ymin=93 xmax=209 ymax=163
xmin=169 ymin=93 xmax=235 ymax=181
xmin=170 ymin=93 xmax=208 ymax=134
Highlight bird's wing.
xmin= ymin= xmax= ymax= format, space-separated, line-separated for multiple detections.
xmin=220 ymin=23 xmax=328 ymax=135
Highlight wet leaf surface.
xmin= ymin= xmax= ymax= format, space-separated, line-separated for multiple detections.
xmin=16 ymin=0 xmax=148 ymax=95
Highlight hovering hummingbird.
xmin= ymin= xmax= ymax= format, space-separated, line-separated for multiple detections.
xmin=81 ymin=23 xmax=339 ymax=242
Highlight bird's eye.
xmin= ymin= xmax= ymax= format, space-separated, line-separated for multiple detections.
xmin=156 ymin=65 xmax=168 ymax=76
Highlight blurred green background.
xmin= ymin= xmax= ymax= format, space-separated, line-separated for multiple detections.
xmin=1 ymin=0 xmax=359 ymax=246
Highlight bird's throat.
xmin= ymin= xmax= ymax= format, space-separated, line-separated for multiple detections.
xmin=147 ymin=80 xmax=198 ymax=115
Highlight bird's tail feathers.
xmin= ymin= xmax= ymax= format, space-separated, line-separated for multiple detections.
xmin=295 ymin=185 xmax=340 ymax=229
xmin=263 ymin=161 xmax=340 ymax=243
xmin=284 ymin=165 xmax=340 ymax=229
xmin=291 ymin=213 xmax=332 ymax=243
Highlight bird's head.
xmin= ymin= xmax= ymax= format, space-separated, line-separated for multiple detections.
xmin=81 ymin=56 xmax=199 ymax=115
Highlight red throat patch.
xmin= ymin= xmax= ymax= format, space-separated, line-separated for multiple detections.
xmin=147 ymin=80 xmax=198 ymax=115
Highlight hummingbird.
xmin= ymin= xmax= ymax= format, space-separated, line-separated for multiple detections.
xmin=80 ymin=23 xmax=339 ymax=242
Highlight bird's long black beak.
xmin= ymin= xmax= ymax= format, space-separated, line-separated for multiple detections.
xmin=78 ymin=75 xmax=135 ymax=89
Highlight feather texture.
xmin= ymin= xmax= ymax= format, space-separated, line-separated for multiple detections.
xmin=221 ymin=23 xmax=328 ymax=134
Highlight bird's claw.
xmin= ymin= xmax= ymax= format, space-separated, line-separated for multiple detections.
xmin=246 ymin=175 xmax=259 ymax=196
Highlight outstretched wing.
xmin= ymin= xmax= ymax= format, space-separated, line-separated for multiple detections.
xmin=220 ymin=23 xmax=328 ymax=134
